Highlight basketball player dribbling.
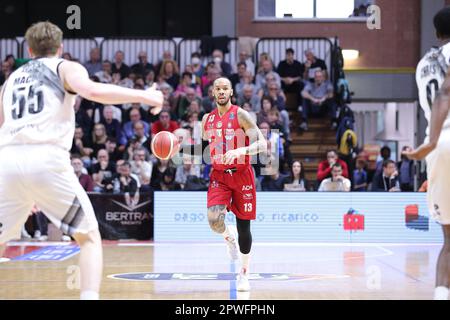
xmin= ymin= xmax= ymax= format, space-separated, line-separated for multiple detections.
xmin=404 ymin=7 xmax=450 ymax=300
xmin=0 ymin=21 xmax=163 ymax=299
xmin=201 ymin=77 xmax=267 ymax=291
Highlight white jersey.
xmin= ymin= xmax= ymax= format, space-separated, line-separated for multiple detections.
xmin=0 ymin=57 xmax=77 ymax=151
xmin=416 ymin=42 xmax=450 ymax=137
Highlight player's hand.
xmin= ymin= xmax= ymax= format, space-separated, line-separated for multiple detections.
xmin=222 ymin=148 xmax=246 ymax=165
xmin=145 ymin=83 xmax=164 ymax=115
xmin=402 ymin=142 xmax=436 ymax=160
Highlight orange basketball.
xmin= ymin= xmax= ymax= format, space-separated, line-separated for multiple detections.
xmin=151 ymin=131 xmax=180 ymax=160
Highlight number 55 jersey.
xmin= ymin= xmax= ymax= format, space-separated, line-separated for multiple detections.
xmin=0 ymin=58 xmax=77 ymax=151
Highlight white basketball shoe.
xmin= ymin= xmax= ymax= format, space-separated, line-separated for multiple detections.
xmin=224 ymin=225 xmax=240 ymax=260
xmin=236 ymin=268 xmax=251 ymax=292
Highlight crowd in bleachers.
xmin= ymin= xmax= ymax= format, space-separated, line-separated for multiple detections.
xmin=0 ymin=46 xmax=422 ymax=197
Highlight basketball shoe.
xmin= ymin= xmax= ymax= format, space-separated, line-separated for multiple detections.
xmin=237 ymin=267 xmax=251 ymax=291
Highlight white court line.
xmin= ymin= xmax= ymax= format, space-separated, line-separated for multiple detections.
xmin=7 ymin=241 xmax=72 ymax=247
xmin=117 ymin=242 xmax=442 ymax=247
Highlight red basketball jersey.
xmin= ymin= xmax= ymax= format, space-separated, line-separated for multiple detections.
xmin=204 ymin=105 xmax=250 ymax=170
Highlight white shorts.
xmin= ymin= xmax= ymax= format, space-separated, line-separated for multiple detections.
xmin=426 ymin=131 xmax=450 ymax=225
xmin=0 ymin=144 xmax=98 ymax=243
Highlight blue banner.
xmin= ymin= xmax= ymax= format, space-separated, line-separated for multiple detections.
xmin=154 ymin=192 xmax=442 ymax=243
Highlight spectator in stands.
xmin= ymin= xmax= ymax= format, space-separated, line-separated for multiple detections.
xmin=201 ymin=64 xmax=221 ymax=95
xmin=201 ymin=85 xmax=216 ymax=113
xmin=255 ymin=59 xmax=281 ymax=92
xmin=144 ymin=69 xmax=156 ymax=88
xmin=71 ymin=156 xmax=94 ymax=192
xmin=317 ymin=149 xmax=349 ymax=183
xmin=71 ymin=126 xmax=94 ymax=165
xmin=91 ymin=123 xmax=109 ymax=157
xmin=190 ymin=52 xmax=204 ymax=78
xmin=175 ymin=72 xmax=202 ymax=98
xmin=104 ymin=137 xmax=122 ymax=162
xmin=371 ymin=160 xmax=401 ymax=192
xmin=131 ymin=51 xmax=154 ymax=78
xmin=266 ymin=81 xmax=291 ymax=139
xmin=130 ymin=121 xmax=150 ymax=149
xmin=267 ymin=108 xmax=292 ymax=172
xmin=238 ymin=84 xmax=261 ymax=112
xmin=398 ymin=146 xmax=414 ymax=191
xmin=236 ymin=50 xmax=255 ymax=76
xmin=230 ymin=62 xmax=247 ymax=91
xmin=158 ymin=82 xmax=178 ymax=116
xmin=159 ymin=59 xmax=180 ymax=90
xmin=155 ymin=50 xmax=174 ymax=75
xmin=84 ymin=47 xmax=102 ymax=76
xmin=235 ymin=70 xmax=259 ymax=99
xmin=74 ymin=96 xmax=93 ymax=136
xmin=256 ymin=52 xmax=274 ymax=74
xmin=95 ymin=60 xmax=113 ymax=83
xmin=159 ymin=167 xmax=181 ymax=191
xmin=0 ymin=60 xmax=12 ymax=85
xmin=62 ymin=52 xmax=73 ymax=60
xmin=375 ymin=145 xmax=392 ymax=174
xmin=112 ymin=50 xmax=131 ymax=79
xmin=151 ymin=110 xmax=180 ymax=136
xmin=130 ymin=147 xmax=153 ymax=192
xmin=277 ymin=48 xmax=305 ymax=98
xmin=177 ymin=87 xmax=202 ymax=120
xmin=283 ymin=161 xmax=309 ymax=192
xmin=151 ymin=159 xmax=174 ymax=189
xmin=352 ymin=158 xmax=368 ymax=191
xmin=299 ymin=70 xmax=337 ymax=131
xmin=122 ymin=109 xmax=150 ymax=145
xmin=92 ymin=149 xmax=116 ymax=192
xmin=117 ymin=162 xmax=140 ymax=207
xmin=261 ymin=163 xmax=286 ymax=191
xmin=4 ymin=54 xmax=16 ymax=70
xmin=101 ymin=106 xmax=123 ymax=143
xmin=257 ymin=96 xmax=275 ymax=124
xmin=212 ymin=49 xmax=232 ymax=77
xmin=318 ymin=163 xmax=351 ymax=191
xmin=175 ymin=154 xmax=202 ymax=189
xmin=259 ymin=120 xmax=283 ymax=167
xmin=304 ymin=48 xmax=328 ymax=82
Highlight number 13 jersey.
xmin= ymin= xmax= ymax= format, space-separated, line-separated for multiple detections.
xmin=0 ymin=57 xmax=77 ymax=151
xmin=416 ymin=42 xmax=450 ymax=138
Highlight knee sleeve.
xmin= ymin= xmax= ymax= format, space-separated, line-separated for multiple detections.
xmin=236 ymin=217 xmax=252 ymax=254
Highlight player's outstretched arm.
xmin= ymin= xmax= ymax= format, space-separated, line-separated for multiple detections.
xmin=59 ymin=61 xmax=163 ymax=114
xmin=405 ymin=67 xmax=450 ymax=160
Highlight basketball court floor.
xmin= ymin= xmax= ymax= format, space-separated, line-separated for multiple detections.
xmin=0 ymin=241 xmax=440 ymax=300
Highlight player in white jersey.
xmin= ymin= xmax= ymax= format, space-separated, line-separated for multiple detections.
xmin=0 ymin=21 xmax=163 ymax=299
xmin=405 ymin=7 xmax=450 ymax=300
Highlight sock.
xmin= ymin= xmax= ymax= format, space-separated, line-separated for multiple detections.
xmin=80 ymin=290 xmax=99 ymax=300
xmin=222 ymin=225 xmax=235 ymax=241
xmin=434 ymin=286 xmax=449 ymax=300
xmin=241 ymin=253 xmax=251 ymax=275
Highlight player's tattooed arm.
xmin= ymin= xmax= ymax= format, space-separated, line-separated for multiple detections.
xmin=237 ymin=107 xmax=267 ymax=156
xmin=405 ymin=66 xmax=450 ymax=160
xmin=201 ymin=113 xmax=210 ymax=140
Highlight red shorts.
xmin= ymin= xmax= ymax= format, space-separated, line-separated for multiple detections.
xmin=207 ymin=166 xmax=256 ymax=220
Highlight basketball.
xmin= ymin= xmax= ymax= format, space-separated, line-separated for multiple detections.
xmin=151 ymin=131 xmax=180 ymax=160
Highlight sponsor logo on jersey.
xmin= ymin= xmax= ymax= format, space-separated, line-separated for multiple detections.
xmin=216 ymin=121 xmax=222 ymax=128
xmin=225 ymin=128 xmax=235 ymax=141
xmin=229 ymin=112 xmax=235 ymax=120
xmin=211 ymin=180 xmax=219 ymax=188
xmin=242 ymin=185 xmax=253 ymax=191
xmin=243 ymin=193 xmax=253 ymax=200
xmin=216 ymin=129 xmax=222 ymax=137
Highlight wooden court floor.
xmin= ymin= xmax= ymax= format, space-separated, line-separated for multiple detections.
xmin=0 ymin=241 xmax=441 ymax=300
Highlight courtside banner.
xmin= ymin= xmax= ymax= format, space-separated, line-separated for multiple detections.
xmin=89 ymin=192 xmax=153 ymax=240
xmin=154 ymin=192 xmax=442 ymax=243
